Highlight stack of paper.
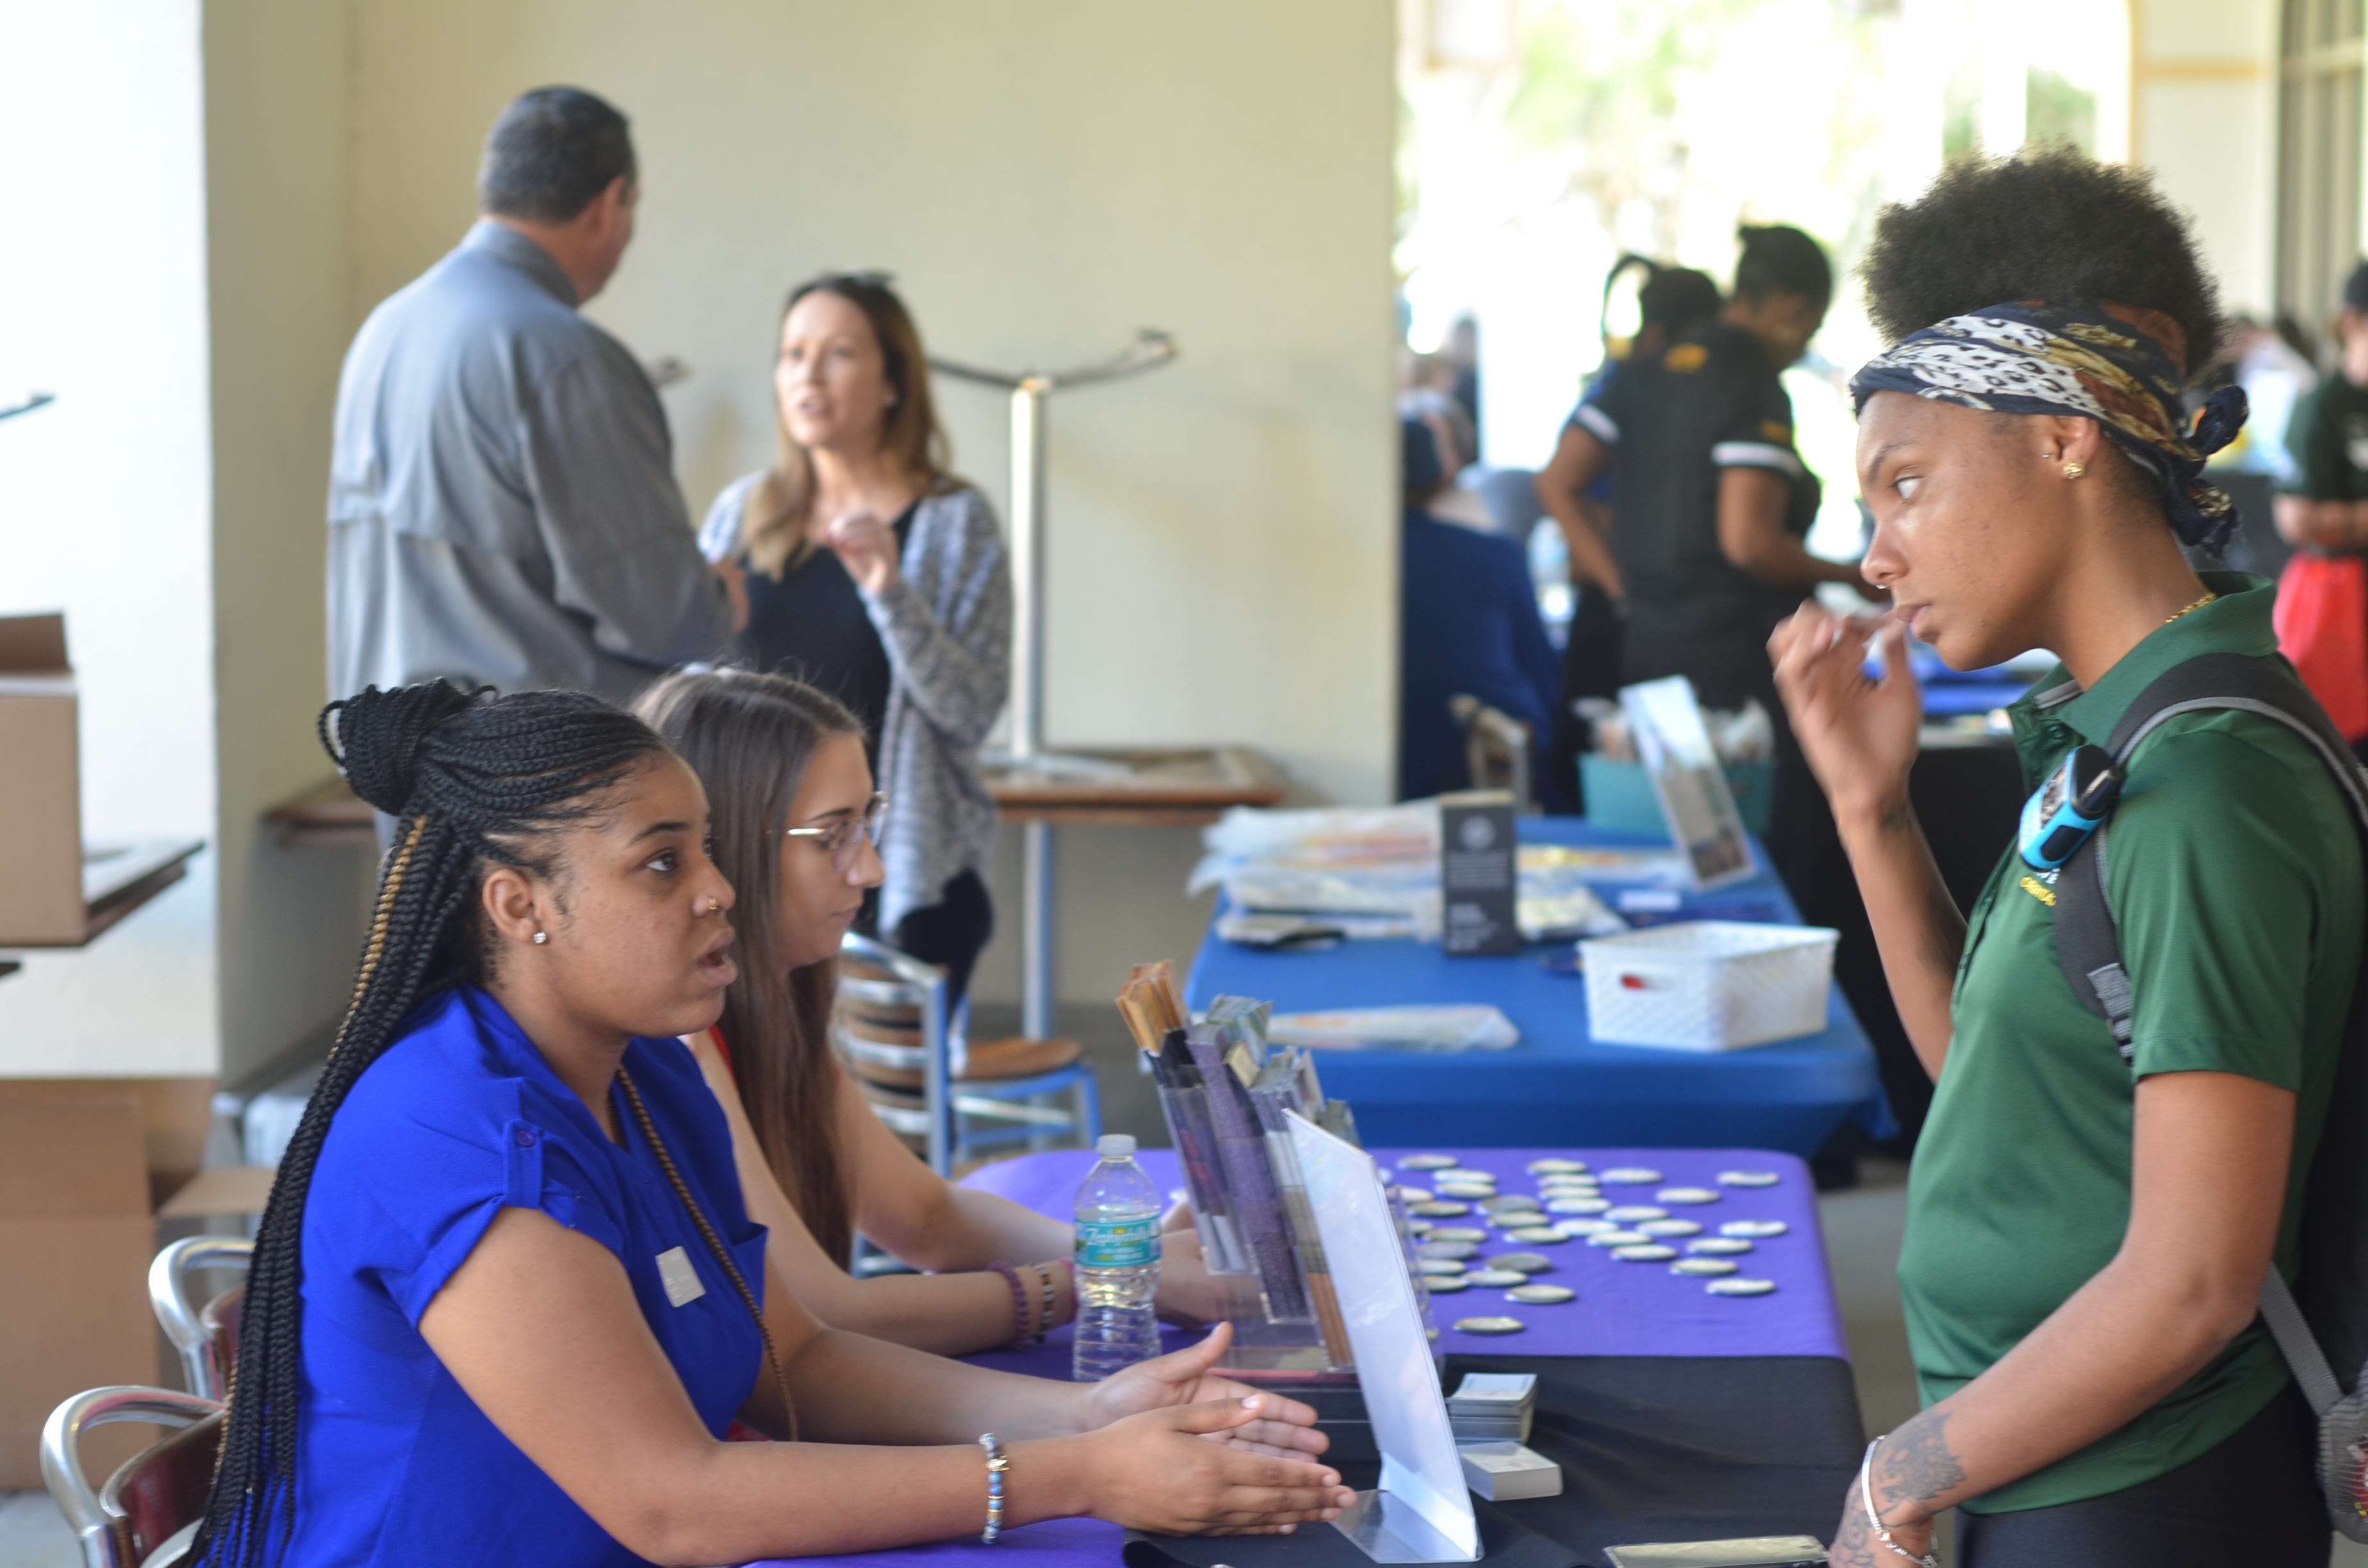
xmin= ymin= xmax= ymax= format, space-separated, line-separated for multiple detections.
xmin=1446 ymin=1371 xmax=1535 ymax=1443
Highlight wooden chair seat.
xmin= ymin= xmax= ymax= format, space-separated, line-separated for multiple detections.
xmin=845 ymin=1035 xmax=1083 ymax=1091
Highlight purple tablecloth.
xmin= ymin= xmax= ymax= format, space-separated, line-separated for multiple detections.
xmin=960 ymin=1147 xmax=1845 ymax=1364
xmin=746 ymin=1145 xmax=1843 ymax=1567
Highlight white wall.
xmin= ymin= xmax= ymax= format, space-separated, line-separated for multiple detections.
xmin=202 ymin=0 xmax=379 ymax=1087
xmin=0 ymin=0 xmax=221 ymax=1076
xmin=2132 ymin=0 xmax=2279 ymax=320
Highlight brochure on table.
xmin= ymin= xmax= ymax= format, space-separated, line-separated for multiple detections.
xmin=1287 ymin=1111 xmax=1479 ymax=1563
xmin=1620 ymin=676 xmax=1755 ymax=890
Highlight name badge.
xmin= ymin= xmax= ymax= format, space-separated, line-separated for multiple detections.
xmin=656 ymin=1246 xmax=706 ymax=1308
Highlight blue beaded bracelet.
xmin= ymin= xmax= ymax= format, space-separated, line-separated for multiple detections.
xmin=978 ymin=1432 xmax=1008 ymax=1544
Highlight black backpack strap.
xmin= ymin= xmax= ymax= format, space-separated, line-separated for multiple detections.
xmin=2041 ymin=650 xmax=2368 ymax=1400
xmin=2053 ymin=653 xmax=2368 ymax=1056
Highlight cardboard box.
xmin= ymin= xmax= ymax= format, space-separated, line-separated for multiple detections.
xmin=0 ymin=1093 xmax=161 ymax=1488
xmin=0 ymin=613 xmax=83 ymax=945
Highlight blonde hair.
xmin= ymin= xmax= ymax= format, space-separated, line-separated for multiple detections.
xmin=742 ymin=273 xmax=960 ymax=578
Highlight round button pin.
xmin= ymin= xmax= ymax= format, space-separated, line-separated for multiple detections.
xmin=1454 ymin=1316 xmax=1525 ymax=1335
xmin=1719 ymin=1220 xmax=1788 ymax=1238
xmin=1611 ymin=1243 xmax=1679 ymax=1262
xmin=1604 ymin=1205 xmax=1668 ymax=1223
xmin=1429 ymin=1226 xmax=1488 ymax=1243
xmin=1411 ymin=1200 xmax=1470 ymax=1218
xmin=1670 ymin=1257 xmax=1738 ymax=1277
xmin=1717 ymin=1170 xmax=1780 ymax=1188
xmin=1556 ymin=1218 xmax=1618 ymax=1236
xmin=1399 ymin=1154 xmax=1459 ymax=1170
xmin=1418 ymin=1257 xmax=1468 ymax=1276
xmin=1487 ymin=1252 xmax=1554 ymax=1273
xmin=1638 ymin=1219 xmax=1702 ymax=1237
xmin=1527 ymin=1157 xmax=1590 ymax=1174
xmin=1547 ymin=1197 xmax=1611 ymax=1215
xmin=1706 ymin=1277 xmax=1778 ymax=1296
xmin=1464 ymin=1268 xmax=1528 ymax=1287
xmin=1505 ymin=1226 xmax=1568 ymax=1244
xmin=1656 ymin=1187 xmax=1721 ymax=1205
xmin=1419 ymin=1240 xmax=1478 ymax=1260
xmin=1688 ymin=1237 xmax=1754 ymax=1255
xmin=1599 ymin=1167 xmax=1663 ymax=1184
xmin=1479 ymin=1194 xmax=1540 ymax=1213
xmin=1424 ymin=1273 xmax=1471 ymax=1292
xmin=1585 ymin=1230 xmax=1650 ymax=1248
xmin=1506 ymin=1283 xmax=1575 ymax=1305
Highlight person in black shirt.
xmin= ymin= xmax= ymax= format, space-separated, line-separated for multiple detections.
xmin=1536 ymin=261 xmax=1723 ymax=799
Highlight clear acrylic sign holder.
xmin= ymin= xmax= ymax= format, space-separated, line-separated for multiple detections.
xmin=1287 ymin=1111 xmax=1481 ymax=1562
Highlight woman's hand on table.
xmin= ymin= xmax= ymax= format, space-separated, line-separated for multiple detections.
xmin=825 ymin=507 xmax=903 ymax=594
xmin=1153 ymin=1229 xmax=1260 ymax=1326
xmin=1077 ymin=1322 xmax=1334 ymax=1461
xmin=1769 ymin=601 xmax=1923 ymax=829
xmin=1056 ymin=1396 xmax=1354 ymax=1537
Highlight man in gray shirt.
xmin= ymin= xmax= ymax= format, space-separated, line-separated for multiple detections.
xmin=327 ymin=86 xmax=734 ymax=704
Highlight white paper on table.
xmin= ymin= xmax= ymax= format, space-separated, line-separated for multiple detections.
xmin=1287 ymin=1111 xmax=1479 ymax=1562
xmin=1620 ymin=676 xmax=1756 ymax=891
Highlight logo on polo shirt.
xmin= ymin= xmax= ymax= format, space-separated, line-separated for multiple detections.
xmin=2018 ymin=871 xmax=2058 ymax=906
xmin=1761 ymin=420 xmax=1791 ymax=442
xmin=1665 ymin=343 xmax=1708 ymax=373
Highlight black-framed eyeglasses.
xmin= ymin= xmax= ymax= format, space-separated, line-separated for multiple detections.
xmin=781 ymin=794 xmax=887 ymax=872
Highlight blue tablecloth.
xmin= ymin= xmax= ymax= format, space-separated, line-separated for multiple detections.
xmin=1185 ymin=819 xmax=1884 ymax=1155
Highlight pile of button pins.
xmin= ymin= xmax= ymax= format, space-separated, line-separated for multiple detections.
xmin=1397 ymin=1154 xmax=1789 ymax=1330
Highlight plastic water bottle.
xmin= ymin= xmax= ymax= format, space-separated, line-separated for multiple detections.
xmin=1072 ymin=1133 xmax=1163 ymax=1380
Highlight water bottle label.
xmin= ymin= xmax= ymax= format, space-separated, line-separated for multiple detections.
xmin=1075 ymin=1216 xmax=1156 ymax=1269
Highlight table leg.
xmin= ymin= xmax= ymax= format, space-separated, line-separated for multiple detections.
xmin=1022 ymin=818 xmax=1056 ymax=1040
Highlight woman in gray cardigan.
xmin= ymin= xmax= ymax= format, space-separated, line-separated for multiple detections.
xmin=699 ymin=273 xmax=1010 ymax=1000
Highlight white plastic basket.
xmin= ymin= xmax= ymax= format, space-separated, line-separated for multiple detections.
xmin=1579 ymin=920 xmax=1839 ymax=1050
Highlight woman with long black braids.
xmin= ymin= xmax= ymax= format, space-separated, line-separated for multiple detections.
xmin=1775 ymin=149 xmax=2359 ymax=1565
xmin=195 ymin=682 xmax=1349 ymax=1567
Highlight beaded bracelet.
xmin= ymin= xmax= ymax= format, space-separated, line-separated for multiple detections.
xmin=1858 ymin=1437 xmax=1939 ymax=1568
xmin=978 ymin=1432 xmax=1008 ymax=1543
xmin=986 ymin=1262 xmax=1032 ymax=1348
xmin=1030 ymin=1262 xmax=1058 ymax=1342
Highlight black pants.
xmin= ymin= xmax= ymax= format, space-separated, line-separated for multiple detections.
xmin=1957 ymin=1383 xmax=2329 ymax=1567
xmin=858 ymin=869 xmax=993 ymax=1009
xmin=1549 ymin=584 xmax=1624 ymax=815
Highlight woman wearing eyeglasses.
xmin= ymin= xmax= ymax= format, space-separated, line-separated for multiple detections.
xmin=636 ymin=669 xmax=1233 ymax=1356
xmin=699 ymin=272 xmax=1008 ymax=1006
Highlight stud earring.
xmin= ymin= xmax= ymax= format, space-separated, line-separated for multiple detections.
xmin=532 ymin=931 xmax=548 ymax=945
xmin=2062 ymin=461 xmax=2086 ymax=480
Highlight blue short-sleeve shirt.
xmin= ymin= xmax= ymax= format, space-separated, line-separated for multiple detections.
xmin=282 ymin=986 xmax=766 ymax=1566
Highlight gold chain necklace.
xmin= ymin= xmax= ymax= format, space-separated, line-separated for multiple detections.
xmin=2165 ymin=591 xmax=2218 ymax=625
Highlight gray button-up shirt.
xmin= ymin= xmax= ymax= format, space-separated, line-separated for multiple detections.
xmin=327 ymin=221 xmax=731 ymax=703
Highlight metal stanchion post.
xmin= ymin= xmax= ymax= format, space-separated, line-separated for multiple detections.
xmin=933 ymin=334 xmax=1176 ymax=1041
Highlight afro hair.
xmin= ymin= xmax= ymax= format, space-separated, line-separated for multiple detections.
xmin=1859 ymin=147 xmax=2225 ymax=378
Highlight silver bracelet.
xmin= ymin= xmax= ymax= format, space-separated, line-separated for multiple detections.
xmin=1859 ymin=1437 xmax=1938 ymax=1568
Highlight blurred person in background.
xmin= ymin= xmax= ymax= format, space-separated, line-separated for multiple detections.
xmin=2273 ymin=261 xmax=2368 ymax=755
xmin=700 ymin=274 xmax=1010 ymax=1006
xmin=1542 ymin=227 xmax=1920 ymax=1163
xmin=1536 ymin=261 xmax=1723 ymax=801
xmin=328 ymin=87 xmax=734 ymax=707
xmin=1398 ymin=418 xmax=1559 ymax=802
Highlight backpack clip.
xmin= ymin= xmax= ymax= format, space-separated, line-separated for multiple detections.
xmin=2019 ymin=744 xmax=2121 ymax=871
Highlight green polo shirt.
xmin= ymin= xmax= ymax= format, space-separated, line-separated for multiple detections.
xmin=1898 ymin=571 xmax=2363 ymax=1514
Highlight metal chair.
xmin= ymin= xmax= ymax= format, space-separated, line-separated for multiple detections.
xmin=149 ymin=1237 xmax=251 ymax=1401
xmin=836 ymin=932 xmax=1101 ymax=1175
xmin=42 ymin=1386 xmax=224 ymax=1568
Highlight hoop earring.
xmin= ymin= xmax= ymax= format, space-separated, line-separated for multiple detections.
xmin=2062 ymin=461 xmax=2086 ymax=480
xmin=532 ymin=931 xmax=548 ymax=945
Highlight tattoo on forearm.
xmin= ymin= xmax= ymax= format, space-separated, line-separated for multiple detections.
xmin=1918 ymin=874 xmax=1965 ymax=978
xmin=1880 ymin=797 xmax=1914 ymax=835
xmin=1882 ymin=1411 xmax=1966 ymax=1508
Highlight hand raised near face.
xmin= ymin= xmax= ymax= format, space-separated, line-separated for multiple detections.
xmin=1768 ymin=601 xmax=1923 ymax=826
xmin=823 ymin=508 xmax=903 ymax=595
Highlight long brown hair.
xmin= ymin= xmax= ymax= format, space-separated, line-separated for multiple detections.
xmin=634 ymin=668 xmax=865 ymax=1266
xmin=742 ymin=272 xmax=960 ymax=578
